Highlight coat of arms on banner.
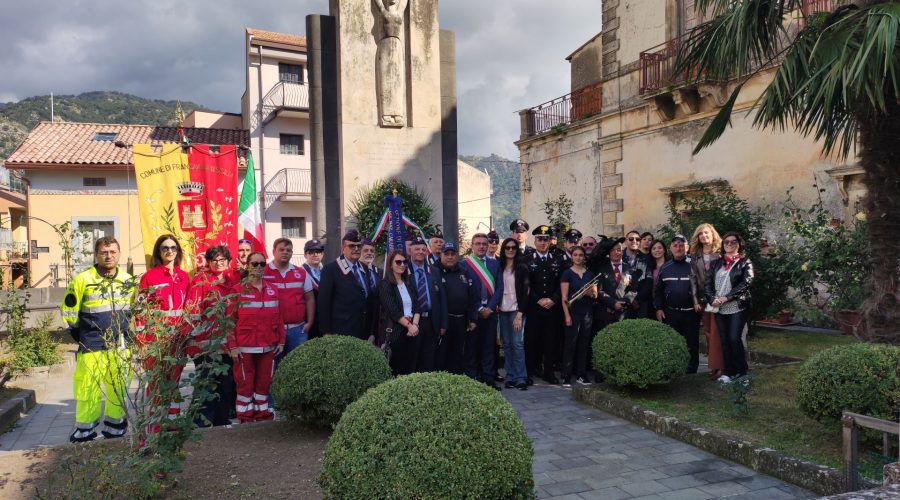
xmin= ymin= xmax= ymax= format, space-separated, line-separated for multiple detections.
xmin=177 ymin=182 xmax=207 ymax=231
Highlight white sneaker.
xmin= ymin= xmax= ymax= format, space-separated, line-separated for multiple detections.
xmin=576 ymin=377 xmax=592 ymax=385
xmin=717 ymin=375 xmax=732 ymax=384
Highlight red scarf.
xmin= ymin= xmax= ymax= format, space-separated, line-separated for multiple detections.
xmin=723 ymin=254 xmax=742 ymax=271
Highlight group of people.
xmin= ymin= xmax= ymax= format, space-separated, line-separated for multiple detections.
xmin=60 ymin=218 xmax=753 ymax=443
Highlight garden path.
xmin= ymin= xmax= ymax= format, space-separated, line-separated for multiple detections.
xmin=503 ymin=381 xmax=815 ymax=499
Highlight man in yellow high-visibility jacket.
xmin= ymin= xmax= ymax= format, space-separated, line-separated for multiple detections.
xmin=60 ymin=236 xmax=135 ymax=442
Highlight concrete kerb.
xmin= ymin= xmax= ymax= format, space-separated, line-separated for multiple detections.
xmin=0 ymin=389 xmax=37 ymax=434
xmin=571 ymin=385 xmax=879 ymax=497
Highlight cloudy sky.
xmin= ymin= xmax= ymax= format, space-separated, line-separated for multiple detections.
xmin=1 ymin=0 xmax=601 ymax=158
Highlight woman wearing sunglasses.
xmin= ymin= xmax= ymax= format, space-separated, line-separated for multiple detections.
xmin=137 ymin=234 xmax=190 ymax=422
xmin=227 ymin=251 xmax=284 ymax=423
xmin=498 ymin=237 xmax=529 ymax=390
xmin=376 ymin=250 xmax=421 ymax=375
xmin=705 ymin=232 xmax=754 ymax=384
xmin=184 ymin=245 xmax=238 ymax=426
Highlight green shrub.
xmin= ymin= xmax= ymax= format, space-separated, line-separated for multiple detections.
xmin=592 ymin=319 xmax=690 ymax=388
xmin=271 ymin=335 xmax=392 ymax=427
xmin=7 ymin=313 xmax=62 ymax=375
xmin=796 ymin=343 xmax=900 ymax=421
xmin=318 ymin=372 xmax=534 ymax=499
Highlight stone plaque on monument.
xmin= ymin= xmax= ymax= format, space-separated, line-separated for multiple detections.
xmin=307 ymin=0 xmax=457 ymax=254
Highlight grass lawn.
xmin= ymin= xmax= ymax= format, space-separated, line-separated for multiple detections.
xmin=601 ymin=328 xmax=892 ymax=481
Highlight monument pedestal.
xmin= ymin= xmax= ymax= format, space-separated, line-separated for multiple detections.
xmin=307 ymin=0 xmax=457 ymax=256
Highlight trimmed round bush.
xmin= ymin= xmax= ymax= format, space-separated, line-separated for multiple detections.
xmin=592 ymin=319 xmax=690 ymax=388
xmin=271 ymin=335 xmax=392 ymax=427
xmin=318 ymin=372 xmax=534 ymax=499
xmin=796 ymin=343 xmax=900 ymax=422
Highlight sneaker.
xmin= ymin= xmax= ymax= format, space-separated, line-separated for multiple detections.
xmin=576 ymin=376 xmax=592 ymax=385
xmin=717 ymin=375 xmax=732 ymax=384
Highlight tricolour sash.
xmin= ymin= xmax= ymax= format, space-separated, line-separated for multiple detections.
xmin=465 ymin=255 xmax=495 ymax=296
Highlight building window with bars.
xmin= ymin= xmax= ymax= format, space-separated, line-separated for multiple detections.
xmin=83 ymin=177 xmax=107 ymax=187
xmin=280 ymin=134 xmax=304 ymax=155
xmin=281 ymin=217 xmax=306 ymax=239
xmin=279 ymin=63 xmax=303 ymax=83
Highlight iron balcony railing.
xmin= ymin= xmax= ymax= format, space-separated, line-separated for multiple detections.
xmin=263 ymin=168 xmax=312 ymax=208
xmin=261 ymin=81 xmax=310 ymax=124
xmin=520 ymin=82 xmax=603 ymax=139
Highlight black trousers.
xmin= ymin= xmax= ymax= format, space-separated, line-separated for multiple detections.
xmin=389 ymin=327 xmax=421 ymax=376
xmin=465 ymin=315 xmax=497 ymax=381
xmin=664 ymin=309 xmax=701 ymax=373
xmin=436 ymin=314 xmax=467 ymax=375
xmin=525 ymin=305 xmax=560 ymax=378
xmin=563 ymin=310 xmax=593 ymax=378
xmin=193 ymin=354 xmax=235 ymax=427
xmin=415 ymin=315 xmax=437 ymax=372
xmin=716 ymin=310 xmax=749 ymax=377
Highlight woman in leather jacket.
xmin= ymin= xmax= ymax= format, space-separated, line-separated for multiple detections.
xmin=705 ymin=232 xmax=754 ymax=382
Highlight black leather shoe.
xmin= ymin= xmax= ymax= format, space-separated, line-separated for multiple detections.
xmin=516 ymin=382 xmax=528 ymax=391
xmin=504 ymin=381 xmax=517 ymax=389
xmin=526 ymin=377 xmax=534 ymax=386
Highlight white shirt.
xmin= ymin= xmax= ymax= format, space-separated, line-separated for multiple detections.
xmin=397 ymin=283 xmax=413 ymax=317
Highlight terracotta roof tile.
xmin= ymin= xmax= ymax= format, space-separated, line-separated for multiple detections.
xmin=6 ymin=122 xmax=249 ymax=169
xmin=246 ymin=28 xmax=306 ymax=48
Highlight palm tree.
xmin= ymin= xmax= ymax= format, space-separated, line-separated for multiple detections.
xmin=676 ymin=0 xmax=899 ymax=343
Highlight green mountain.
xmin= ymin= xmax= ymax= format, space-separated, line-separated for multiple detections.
xmin=0 ymin=91 xmax=209 ymax=159
xmin=459 ymin=154 xmax=520 ymax=237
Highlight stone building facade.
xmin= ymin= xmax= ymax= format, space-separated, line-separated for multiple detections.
xmin=517 ymin=0 xmax=864 ymax=237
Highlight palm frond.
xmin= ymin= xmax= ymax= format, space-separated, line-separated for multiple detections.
xmin=693 ymin=84 xmax=743 ymax=155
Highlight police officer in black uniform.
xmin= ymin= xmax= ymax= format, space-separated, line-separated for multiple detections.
xmin=562 ymin=228 xmax=582 ymax=261
xmin=654 ymin=234 xmax=702 ymax=373
xmin=509 ymin=219 xmax=534 ymax=256
xmin=523 ymin=224 xmax=565 ymax=384
xmin=436 ymin=242 xmax=479 ymax=374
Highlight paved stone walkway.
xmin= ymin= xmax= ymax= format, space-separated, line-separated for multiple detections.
xmin=503 ymin=382 xmax=814 ymax=500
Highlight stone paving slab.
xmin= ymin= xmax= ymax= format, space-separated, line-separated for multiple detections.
xmin=501 ymin=382 xmax=815 ymax=500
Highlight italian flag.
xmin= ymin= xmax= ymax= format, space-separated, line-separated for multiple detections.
xmin=238 ymin=151 xmax=266 ymax=257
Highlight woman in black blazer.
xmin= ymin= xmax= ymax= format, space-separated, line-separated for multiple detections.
xmin=377 ymin=250 xmax=421 ymax=375
xmin=705 ymin=232 xmax=754 ymax=382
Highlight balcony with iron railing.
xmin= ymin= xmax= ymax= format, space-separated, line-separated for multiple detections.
xmin=518 ymin=82 xmax=603 ymax=140
xmin=261 ymin=81 xmax=310 ymax=125
xmin=263 ymin=168 xmax=312 ymax=207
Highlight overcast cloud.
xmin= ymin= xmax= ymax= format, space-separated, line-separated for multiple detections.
xmin=0 ymin=0 xmax=601 ymax=158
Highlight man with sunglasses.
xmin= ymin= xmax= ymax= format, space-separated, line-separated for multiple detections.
xmin=317 ymin=229 xmax=371 ymax=340
xmin=623 ymin=230 xmax=649 ymax=268
xmin=486 ymin=229 xmax=501 ymax=259
xmin=302 ymin=239 xmax=325 ymax=339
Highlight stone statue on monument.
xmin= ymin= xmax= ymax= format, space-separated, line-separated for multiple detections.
xmin=374 ymin=0 xmax=408 ymax=128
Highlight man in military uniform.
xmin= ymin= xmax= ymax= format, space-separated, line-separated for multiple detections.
xmin=563 ymin=229 xmax=583 ymax=260
xmin=523 ymin=225 xmax=565 ymax=384
xmin=60 ymin=236 xmax=135 ymax=442
xmin=486 ymin=229 xmax=500 ymax=258
xmin=509 ymin=219 xmax=533 ymax=256
xmin=427 ymin=226 xmax=445 ymax=266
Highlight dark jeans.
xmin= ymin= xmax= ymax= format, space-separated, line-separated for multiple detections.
xmin=436 ymin=313 xmax=467 ymax=374
xmin=525 ymin=306 xmax=560 ymax=378
xmin=465 ymin=314 xmax=497 ymax=381
xmin=664 ymin=309 xmax=701 ymax=373
xmin=193 ymin=354 xmax=235 ymax=427
xmin=563 ymin=309 xmax=593 ymax=378
xmin=715 ymin=310 xmax=749 ymax=377
xmin=415 ymin=316 xmax=437 ymax=372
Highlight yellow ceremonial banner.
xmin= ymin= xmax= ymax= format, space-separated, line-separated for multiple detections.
xmin=133 ymin=144 xmax=194 ymax=272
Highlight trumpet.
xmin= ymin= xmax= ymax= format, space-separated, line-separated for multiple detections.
xmin=564 ymin=274 xmax=601 ymax=306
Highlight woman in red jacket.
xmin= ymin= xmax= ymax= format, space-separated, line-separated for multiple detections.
xmin=184 ymin=245 xmax=237 ymax=427
xmin=227 ymin=251 xmax=285 ymax=423
xmin=138 ymin=234 xmax=190 ymax=420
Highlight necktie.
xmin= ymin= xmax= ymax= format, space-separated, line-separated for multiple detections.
xmin=416 ymin=267 xmax=429 ymax=311
xmin=614 ymin=264 xmax=621 ymax=285
xmin=354 ymin=264 xmax=368 ymax=297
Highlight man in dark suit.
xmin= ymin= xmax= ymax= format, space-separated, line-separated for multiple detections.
xmin=317 ymin=229 xmax=371 ymax=340
xmin=360 ymin=238 xmax=382 ymax=343
xmin=408 ymin=236 xmax=448 ymax=372
xmin=590 ymin=237 xmax=639 ymax=331
xmin=462 ymin=232 xmax=504 ymax=389
xmin=523 ymin=225 xmax=565 ymax=384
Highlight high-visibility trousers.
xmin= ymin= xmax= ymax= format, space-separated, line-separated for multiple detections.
xmin=233 ymin=350 xmax=275 ymax=423
xmin=73 ymin=349 xmax=132 ymax=436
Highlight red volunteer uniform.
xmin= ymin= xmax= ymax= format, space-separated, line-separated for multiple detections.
xmin=227 ymin=282 xmax=285 ymax=423
xmin=138 ymin=265 xmax=190 ymax=419
xmin=263 ymin=263 xmax=312 ymax=328
xmin=184 ymin=271 xmax=237 ymax=357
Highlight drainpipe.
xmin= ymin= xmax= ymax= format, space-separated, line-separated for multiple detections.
xmin=23 ymin=176 xmax=32 ymax=288
xmin=256 ymin=42 xmax=267 ymax=244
